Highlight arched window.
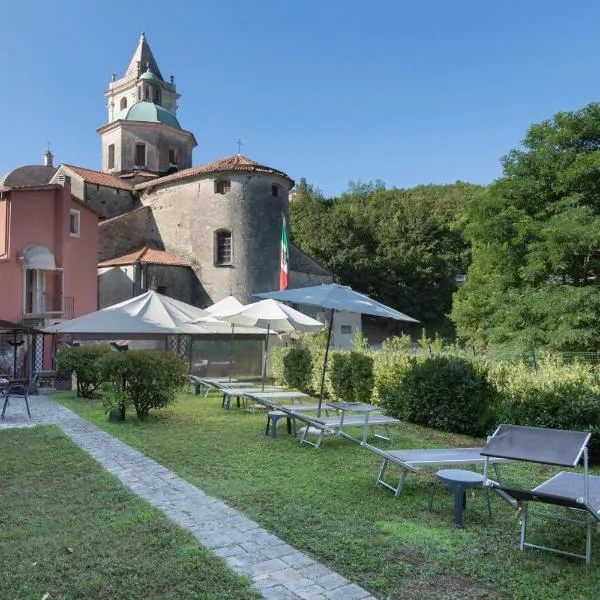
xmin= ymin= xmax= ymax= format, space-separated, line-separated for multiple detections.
xmin=120 ymin=97 xmax=127 ymax=110
xmin=214 ymin=229 xmax=232 ymax=265
xmin=271 ymin=184 xmax=279 ymax=197
xmin=215 ymin=179 xmax=231 ymax=195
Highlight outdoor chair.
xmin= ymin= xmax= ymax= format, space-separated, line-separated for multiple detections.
xmin=0 ymin=373 xmax=38 ymax=421
xmin=363 ymin=443 xmax=504 ymax=496
xmin=481 ymin=424 xmax=600 ymax=564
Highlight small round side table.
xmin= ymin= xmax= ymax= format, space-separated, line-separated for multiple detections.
xmin=429 ymin=468 xmax=491 ymax=528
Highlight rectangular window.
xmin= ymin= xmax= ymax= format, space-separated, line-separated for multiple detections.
xmin=135 ymin=143 xmax=146 ymax=167
xmin=341 ymin=325 xmax=352 ymax=334
xmin=168 ymin=149 xmax=177 ymax=164
xmin=108 ymin=144 xmax=115 ymax=169
xmin=69 ymin=209 xmax=80 ymax=237
xmin=215 ymin=230 xmax=232 ymax=265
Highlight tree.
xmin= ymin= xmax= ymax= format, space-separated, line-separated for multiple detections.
xmin=452 ymin=102 xmax=600 ymax=351
xmin=290 ymin=178 xmax=479 ymax=334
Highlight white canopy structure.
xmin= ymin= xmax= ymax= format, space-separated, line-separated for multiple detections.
xmin=43 ymin=291 xmax=262 ymax=337
xmin=221 ymin=299 xmax=324 ymax=333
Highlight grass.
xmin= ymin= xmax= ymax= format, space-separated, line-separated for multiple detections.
xmin=0 ymin=425 xmax=261 ymax=600
xmin=56 ymin=391 xmax=600 ymax=600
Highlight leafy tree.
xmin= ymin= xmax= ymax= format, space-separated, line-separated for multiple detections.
xmin=452 ymin=102 xmax=600 ymax=351
xmin=290 ymin=178 xmax=479 ymax=335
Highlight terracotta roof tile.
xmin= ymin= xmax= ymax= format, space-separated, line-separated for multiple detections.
xmin=135 ymin=154 xmax=294 ymax=191
xmin=63 ymin=164 xmax=133 ymax=191
xmin=98 ymin=243 xmax=190 ymax=267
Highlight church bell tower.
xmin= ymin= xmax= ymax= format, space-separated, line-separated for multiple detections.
xmin=97 ymin=33 xmax=197 ymax=179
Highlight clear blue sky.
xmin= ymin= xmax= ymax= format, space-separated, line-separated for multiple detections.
xmin=1 ymin=0 xmax=599 ymax=197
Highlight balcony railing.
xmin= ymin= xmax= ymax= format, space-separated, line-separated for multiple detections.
xmin=23 ymin=294 xmax=74 ymax=320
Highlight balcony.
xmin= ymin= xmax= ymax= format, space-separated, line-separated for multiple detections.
xmin=22 ymin=294 xmax=74 ymax=321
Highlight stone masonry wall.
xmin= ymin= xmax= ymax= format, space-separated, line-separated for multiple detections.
xmin=98 ymin=206 xmax=161 ymax=261
xmin=140 ymin=172 xmax=290 ymax=305
xmin=85 ymin=183 xmax=139 ymax=220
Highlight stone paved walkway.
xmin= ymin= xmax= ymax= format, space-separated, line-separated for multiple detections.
xmin=0 ymin=396 xmax=377 ymax=600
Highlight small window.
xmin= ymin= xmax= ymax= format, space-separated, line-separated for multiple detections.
xmin=135 ymin=143 xmax=146 ymax=167
xmin=120 ymin=97 xmax=127 ymax=110
xmin=156 ymin=285 xmax=168 ymax=295
xmin=107 ymin=144 xmax=115 ymax=169
xmin=144 ymin=86 xmax=150 ymax=100
xmin=168 ymin=149 xmax=177 ymax=164
xmin=215 ymin=180 xmax=231 ymax=195
xmin=271 ymin=184 xmax=279 ymax=197
xmin=341 ymin=325 xmax=352 ymax=335
xmin=215 ymin=229 xmax=232 ymax=265
xmin=69 ymin=209 xmax=81 ymax=237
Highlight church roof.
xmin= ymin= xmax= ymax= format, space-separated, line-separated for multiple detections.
xmin=125 ymin=32 xmax=163 ymax=81
xmin=0 ymin=165 xmax=56 ymax=187
xmin=136 ymin=154 xmax=294 ymax=191
xmin=116 ymin=101 xmax=181 ymax=130
xmin=98 ymin=243 xmax=189 ymax=267
xmin=61 ymin=164 xmax=133 ymax=191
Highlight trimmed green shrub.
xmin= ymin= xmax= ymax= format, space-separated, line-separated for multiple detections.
xmin=383 ymin=355 xmax=495 ymax=436
xmin=491 ymin=359 xmax=600 ymax=461
xmin=282 ymin=347 xmax=313 ymax=392
xmin=330 ymin=351 xmax=375 ymax=402
xmin=101 ymin=350 xmax=187 ymax=419
xmin=56 ymin=346 xmax=111 ymax=398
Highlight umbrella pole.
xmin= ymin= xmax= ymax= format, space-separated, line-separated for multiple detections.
xmin=262 ymin=323 xmax=270 ymax=392
xmin=229 ymin=324 xmax=234 ymax=382
xmin=317 ymin=309 xmax=335 ymax=417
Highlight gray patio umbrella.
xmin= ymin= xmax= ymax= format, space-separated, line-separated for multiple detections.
xmin=255 ymin=283 xmax=418 ymax=415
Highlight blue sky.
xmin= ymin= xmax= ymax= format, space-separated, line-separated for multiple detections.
xmin=1 ymin=0 xmax=599 ymax=196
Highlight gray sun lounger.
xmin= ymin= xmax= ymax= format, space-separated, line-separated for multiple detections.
xmin=279 ymin=409 xmax=400 ymax=448
xmin=481 ymin=424 xmax=600 ymax=564
xmin=363 ymin=444 xmax=504 ymax=496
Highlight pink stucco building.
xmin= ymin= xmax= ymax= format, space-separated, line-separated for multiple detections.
xmin=0 ymin=171 xmax=98 ymax=327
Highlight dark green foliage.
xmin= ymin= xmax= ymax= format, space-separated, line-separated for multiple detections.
xmin=330 ymin=351 xmax=375 ymax=402
xmin=290 ymin=178 xmax=481 ymax=335
xmin=101 ymin=350 xmax=187 ymax=419
xmin=55 ymin=346 xmax=111 ymax=398
xmin=453 ymin=102 xmax=600 ymax=351
xmin=282 ymin=347 xmax=312 ymax=392
xmin=498 ymin=381 xmax=600 ymax=462
xmin=383 ymin=356 xmax=494 ymax=436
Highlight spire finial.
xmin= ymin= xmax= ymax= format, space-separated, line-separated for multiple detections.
xmin=235 ymin=138 xmax=243 ymax=156
xmin=140 ymin=31 xmax=146 ymax=41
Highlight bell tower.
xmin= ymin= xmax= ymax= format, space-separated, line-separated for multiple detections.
xmin=97 ymin=33 xmax=197 ymax=178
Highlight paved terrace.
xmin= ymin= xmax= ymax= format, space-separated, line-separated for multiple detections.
xmin=0 ymin=396 xmax=376 ymax=600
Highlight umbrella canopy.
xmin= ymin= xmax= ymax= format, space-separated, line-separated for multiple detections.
xmin=255 ymin=283 xmax=418 ymax=322
xmin=205 ymin=295 xmax=245 ymax=317
xmin=220 ymin=299 xmax=324 ymax=389
xmin=221 ymin=299 xmax=324 ymax=332
xmin=255 ymin=283 xmax=417 ymax=414
xmin=43 ymin=291 xmax=233 ymax=336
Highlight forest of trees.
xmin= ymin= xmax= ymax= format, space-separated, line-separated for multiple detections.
xmin=289 ymin=102 xmax=600 ymax=352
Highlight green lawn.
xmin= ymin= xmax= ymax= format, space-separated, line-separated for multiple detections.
xmin=0 ymin=425 xmax=261 ymax=600
xmin=56 ymin=391 xmax=600 ymax=600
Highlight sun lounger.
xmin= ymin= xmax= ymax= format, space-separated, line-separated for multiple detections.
xmin=216 ymin=385 xmax=282 ymax=409
xmin=481 ymin=424 xmax=600 ymax=564
xmin=363 ymin=444 xmax=504 ymax=496
xmin=242 ymin=390 xmax=310 ymax=413
xmin=277 ymin=407 xmax=400 ymax=448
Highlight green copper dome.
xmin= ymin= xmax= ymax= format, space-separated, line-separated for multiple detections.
xmin=116 ymin=101 xmax=181 ymax=130
xmin=139 ymin=69 xmax=160 ymax=81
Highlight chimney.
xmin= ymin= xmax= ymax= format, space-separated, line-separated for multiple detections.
xmin=43 ymin=149 xmax=54 ymax=168
xmin=57 ymin=174 xmax=71 ymax=188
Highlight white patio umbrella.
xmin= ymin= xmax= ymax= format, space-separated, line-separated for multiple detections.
xmin=255 ymin=283 xmax=418 ymax=414
xmin=193 ymin=295 xmax=245 ymax=381
xmin=220 ymin=299 xmax=324 ymax=390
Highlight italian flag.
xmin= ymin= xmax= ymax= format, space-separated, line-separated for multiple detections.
xmin=279 ymin=215 xmax=289 ymax=291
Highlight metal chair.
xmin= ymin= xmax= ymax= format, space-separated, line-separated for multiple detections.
xmin=0 ymin=373 xmax=38 ymax=421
